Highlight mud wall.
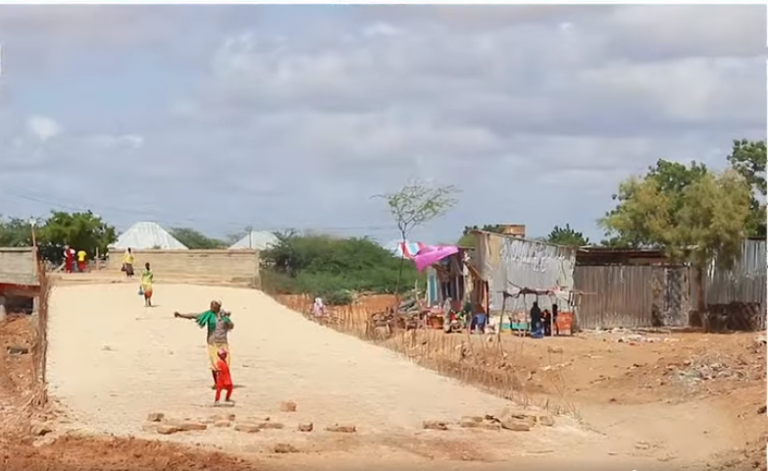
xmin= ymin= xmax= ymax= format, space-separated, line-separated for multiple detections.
xmin=105 ymin=249 xmax=260 ymax=287
xmin=0 ymin=247 xmax=39 ymax=286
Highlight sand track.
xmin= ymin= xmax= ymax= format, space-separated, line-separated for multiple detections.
xmin=45 ymin=283 xmax=599 ymax=461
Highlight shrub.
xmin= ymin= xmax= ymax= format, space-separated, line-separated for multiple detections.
xmin=260 ymin=233 xmax=422 ymax=303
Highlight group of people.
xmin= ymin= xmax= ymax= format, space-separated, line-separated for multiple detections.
xmin=63 ymin=245 xmax=89 ymax=273
xmin=174 ymin=300 xmax=235 ymax=406
xmin=529 ymin=301 xmax=559 ymax=337
xmin=121 ymin=247 xmax=236 ymax=405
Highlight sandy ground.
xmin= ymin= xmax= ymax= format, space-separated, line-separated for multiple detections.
xmin=0 ymin=283 xmax=758 ymax=471
xmin=45 ymin=283 xmax=607 ymax=465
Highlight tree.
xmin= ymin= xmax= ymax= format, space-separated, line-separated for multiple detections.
xmin=0 ymin=216 xmax=36 ymax=247
xmin=600 ymin=168 xmax=752 ymax=313
xmin=457 ymin=224 xmax=506 ymax=248
xmin=546 ymin=224 xmax=590 ymax=247
xmin=375 ymin=179 xmax=459 ymax=297
xmin=601 ymin=159 xmax=708 ymax=248
xmin=170 ymin=227 xmax=226 ymax=249
xmin=727 ymin=139 xmax=766 ymax=237
xmin=38 ymin=211 xmax=117 ymax=262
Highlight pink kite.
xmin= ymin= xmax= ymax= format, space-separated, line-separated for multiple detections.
xmin=413 ymin=245 xmax=459 ymax=272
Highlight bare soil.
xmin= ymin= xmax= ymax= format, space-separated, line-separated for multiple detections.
xmin=0 ymin=284 xmax=765 ymax=471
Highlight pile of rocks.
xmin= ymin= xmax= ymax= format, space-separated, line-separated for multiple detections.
xmin=141 ymin=400 xmax=357 ymax=449
xmin=422 ymin=407 xmax=555 ymax=433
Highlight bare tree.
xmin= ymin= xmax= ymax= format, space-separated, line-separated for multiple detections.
xmin=374 ymin=179 xmax=460 ymax=298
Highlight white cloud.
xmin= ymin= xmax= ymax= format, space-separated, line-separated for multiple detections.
xmin=0 ymin=5 xmax=764 ymax=241
xmin=26 ymin=115 xmax=61 ymax=142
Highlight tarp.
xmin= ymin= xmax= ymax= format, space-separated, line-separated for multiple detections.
xmin=413 ymin=245 xmax=459 ymax=272
xmin=386 ymin=240 xmax=425 ymax=259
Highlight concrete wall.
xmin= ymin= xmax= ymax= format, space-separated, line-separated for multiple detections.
xmin=0 ymin=247 xmax=39 ymax=286
xmin=106 ymin=249 xmax=260 ymax=287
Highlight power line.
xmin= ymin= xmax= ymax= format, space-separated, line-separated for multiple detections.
xmin=0 ymin=187 xmax=398 ymax=235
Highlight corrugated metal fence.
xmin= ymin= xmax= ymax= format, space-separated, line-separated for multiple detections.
xmin=574 ymin=265 xmax=691 ymax=329
xmin=575 ymin=240 xmax=766 ymax=331
xmin=696 ymin=239 xmax=766 ymax=331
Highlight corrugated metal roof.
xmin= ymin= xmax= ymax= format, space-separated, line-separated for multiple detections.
xmin=111 ymin=222 xmax=188 ymax=250
xmin=229 ymin=231 xmax=278 ymax=250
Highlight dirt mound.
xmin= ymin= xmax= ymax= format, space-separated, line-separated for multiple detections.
xmin=3 ymin=435 xmax=258 ymax=471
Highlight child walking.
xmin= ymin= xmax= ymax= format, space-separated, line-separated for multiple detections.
xmin=140 ymin=262 xmax=154 ymax=307
xmin=214 ymin=349 xmax=234 ymax=406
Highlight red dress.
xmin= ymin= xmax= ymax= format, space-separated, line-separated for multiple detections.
xmin=214 ymin=359 xmax=233 ymax=402
xmin=215 ymin=360 xmax=232 ymax=387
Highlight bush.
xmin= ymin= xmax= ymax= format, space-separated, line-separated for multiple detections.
xmin=260 ymin=233 xmax=422 ymax=304
xmin=324 ymin=290 xmax=354 ymax=306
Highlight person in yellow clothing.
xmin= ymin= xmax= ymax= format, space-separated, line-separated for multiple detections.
xmin=76 ymin=249 xmax=87 ymax=273
xmin=140 ymin=262 xmax=154 ymax=307
xmin=122 ymin=248 xmax=135 ymax=278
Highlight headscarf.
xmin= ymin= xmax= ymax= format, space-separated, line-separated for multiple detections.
xmin=314 ymin=297 xmax=324 ymax=308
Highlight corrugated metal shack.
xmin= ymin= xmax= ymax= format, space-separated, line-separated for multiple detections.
xmin=473 ymin=231 xmax=577 ymax=314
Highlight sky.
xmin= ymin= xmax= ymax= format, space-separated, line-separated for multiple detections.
xmin=0 ymin=5 xmax=765 ymax=244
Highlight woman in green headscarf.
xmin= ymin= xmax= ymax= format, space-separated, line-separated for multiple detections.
xmin=174 ymin=300 xmax=234 ymax=388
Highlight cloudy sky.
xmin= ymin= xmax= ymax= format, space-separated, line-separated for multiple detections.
xmin=0 ymin=5 xmax=764 ymax=243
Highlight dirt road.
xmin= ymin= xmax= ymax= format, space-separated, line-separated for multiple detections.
xmin=1 ymin=282 xmax=753 ymax=470
xmin=45 ymin=284 xmax=600 ymax=463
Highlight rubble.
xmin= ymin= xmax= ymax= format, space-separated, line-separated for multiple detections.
xmin=146 ymin=412 xmax=165 ymax=422
xmin=422 ymin=420 xmax=449 ymax=431
xmin=279 ymin=401 xmax=297 ymax=412
xmin=325 ymin=424 xmax=356 ymax=433
xmin=258 ymin=422 xmax=284 ymax=430
xmin=156 ymin=424 xmax=181 ymax=435
xmin=298 ymin=422 xmax=313 ymax=432
xmin=274 ymin=443 xmax=299 ymax=454
xmin=234 ymin=424 xmax=261 ymax=433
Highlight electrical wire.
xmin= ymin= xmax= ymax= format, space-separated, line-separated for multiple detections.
xmin=0 ymin=186 xmax=398 ymax=236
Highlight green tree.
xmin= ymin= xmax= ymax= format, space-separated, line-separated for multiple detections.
xmin=457 ymin=224 xmax=506 ymax=248
xmin=170 ymin=227 xmax=226 ymax=249
xmin=601 ymin=159 xmax=708 ymax=247
xmin=375 ymin=179 xmax=459 ymax=296
xmin=600 ymin=168 xmax=752 ymax=313
xmin=727 ymin=139 xmax=766 ymax=237
xmin=547 ymin=224 xmax=590 ymax=247
xmin=38 ymin=211 xmax=117 ymax=262
xmin=0 ymin=216 xmax=37 ymax=247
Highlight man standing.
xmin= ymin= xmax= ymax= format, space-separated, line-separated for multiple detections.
xmin=174 ymin=300 xmax=234 ymax=388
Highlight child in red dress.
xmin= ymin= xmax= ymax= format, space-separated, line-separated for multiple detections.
xmin=214 ymin=349 xmax=234 ymax=406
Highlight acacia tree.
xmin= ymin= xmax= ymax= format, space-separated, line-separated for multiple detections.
xmin=600 ymin=167 xmax=752 ymax=313
xmin=375 ymin=179 xmax=460 ymax=296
